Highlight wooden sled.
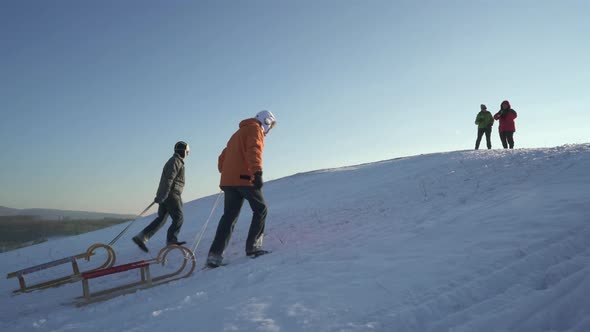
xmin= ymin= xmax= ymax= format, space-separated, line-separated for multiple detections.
xmin=75 ymin=245 xmax=196 ymax=306
xmin=6 ymin=243 xmax=116 ymax=294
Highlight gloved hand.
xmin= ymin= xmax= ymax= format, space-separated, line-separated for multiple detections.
xmin=154 ymin=196 xmax=164 ymax=204
xmin=253 ymin=171 xmax=263 ymax=189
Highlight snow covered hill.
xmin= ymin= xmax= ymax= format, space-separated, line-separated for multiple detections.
xmin=1 ymin=144 xmax=589 ymax=332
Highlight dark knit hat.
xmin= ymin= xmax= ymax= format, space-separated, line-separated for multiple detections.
xmin=174 ymin=141 xmax=189 ymax=158
xmin=174 ymin=141 xmax=188 ymax=151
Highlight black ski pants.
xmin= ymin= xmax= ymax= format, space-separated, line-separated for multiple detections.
xmin=499 ymin=131 xmax=515 ymax=149
xmin=209 ymin=186 xmax=267 ymax=256
xmin=140 ymin=193 xmax=183 ymax=243
xmin=475 ymin=127 xmax=492 ymax=149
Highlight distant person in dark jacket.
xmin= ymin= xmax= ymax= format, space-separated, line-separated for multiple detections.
xmin=133 ymin=141 xmax=189 ymax=252
xmin=494 ymin=100 xmax=518 ymax=149
xmin=474 ymin=104 xmax=494 ymax=150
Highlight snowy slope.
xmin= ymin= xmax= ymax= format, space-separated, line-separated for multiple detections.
xmin=1 ymin=144 xmax=589 ymax=332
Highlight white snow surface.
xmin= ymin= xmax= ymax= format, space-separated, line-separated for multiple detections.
xmin=1 ymin=145 xmax=589 ymax=332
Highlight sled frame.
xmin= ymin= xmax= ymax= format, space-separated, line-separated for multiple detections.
xmin=6 ymin=243 xmax=116 ymax=294
xmin=76 ymin=245 xmax=196 ymax=306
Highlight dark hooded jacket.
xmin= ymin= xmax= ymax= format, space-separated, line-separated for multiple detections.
xmin=155 ymin=153 xmax=185 ymax=203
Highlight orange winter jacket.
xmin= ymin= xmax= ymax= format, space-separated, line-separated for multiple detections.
xmin=218 ymin=118 xmax=265 ymax=187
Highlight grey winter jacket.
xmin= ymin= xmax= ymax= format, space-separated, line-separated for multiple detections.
xmin=154 ymin=153 xmax=185 ymax=203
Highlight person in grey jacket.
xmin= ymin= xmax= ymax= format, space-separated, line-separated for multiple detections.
xmin=133 ymin=141 xmax=189 ymax=252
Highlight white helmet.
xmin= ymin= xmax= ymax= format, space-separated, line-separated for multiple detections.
xmin=255 ymin=110 xmax=277 ymax=135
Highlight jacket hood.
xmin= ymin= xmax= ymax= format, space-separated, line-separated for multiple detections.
xmin=239 ymin=118 xmax=263 ymax=129
xmin=501 ymin=100 xmax=511 ymax=109
xmin=173 ymin=152 xmax=186 ymax=163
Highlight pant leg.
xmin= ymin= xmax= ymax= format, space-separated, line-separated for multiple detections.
xmin=240 ymin=187 xmax=268 ymax=253
xmin=475 ymin=128 xmax=485 ymax=150
xmin=499 ymin=131 xmax=508 ymax=149
xmin=485 ymin=127 xmax=492 ymax=149
xmin=165 ymin=194 xmax=184 ymax=243
xmin=208 ymin=187 xmax=245 ymax=256
xmin=140 ymin=203 xmax=169 ymax=241
xmin=506 ymin=131 xmax=515 ymax=149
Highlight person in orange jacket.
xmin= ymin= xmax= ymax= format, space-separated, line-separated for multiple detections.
xmin=206 ymin=110 xmax=277 ymax=268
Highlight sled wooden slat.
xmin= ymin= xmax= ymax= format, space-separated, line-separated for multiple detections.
xmin=82 ymin=261 xmax=153 ymax=298
xmin=6 ymin=243 xmax=116 ymax=294
xmin=8 ymin=256 xmax=77 ymax=278
xmin=82 ymin=260 xmax=150 ymax=279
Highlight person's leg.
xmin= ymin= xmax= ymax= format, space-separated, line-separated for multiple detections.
xmin=475 ymin=129 xmax=485 ymax=150
xmin=506 ymin=131 xmax=515 ymax=149
xmin=139 ymin=204 xmax=169 ymax=241
xmin=475 ymin=128 xmax=485 ymax=150
xmin=165 ymin=194 xmax=184 ymax=244
xmin=485 ymin=127 xmax=492 ymax=149
xmin=208 ymin=187 xmax=245 ymax=257
xmin=499 ymin=131 xmax=508 ymax=149
xmin=240 ymin=187 xmax=268 ymax=254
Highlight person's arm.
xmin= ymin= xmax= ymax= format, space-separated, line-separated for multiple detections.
xmin=218 ymin=148 xmax=226 ymax=173
xmin=493 ymin=111 xmax=502 ymax=120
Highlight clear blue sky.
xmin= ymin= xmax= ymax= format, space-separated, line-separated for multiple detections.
xmin=2 ymin=0 xmax=589 ymax=214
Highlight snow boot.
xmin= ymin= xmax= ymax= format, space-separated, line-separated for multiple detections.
xmin=167 ymin=240 xmax=187 ymax=246
xmin=132 ymin=236 xmax=149 ymax=253
xmin=206 ymin=253 xmax=223 ymax=268
xmin=246 ymin=249 xmax=271 ymax=258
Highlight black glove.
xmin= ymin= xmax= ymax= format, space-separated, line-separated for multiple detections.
xmin=253 ymin=171 xmax=263 ymax=189
xmin=154 ymin=196 xmax=164 ymax=204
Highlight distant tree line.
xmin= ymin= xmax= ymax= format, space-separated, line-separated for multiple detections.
xmin=0 ymin=216 xmax=130 ymax=252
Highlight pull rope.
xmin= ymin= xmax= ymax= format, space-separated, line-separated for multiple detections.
xmin=190 ymin=191 xmax=223 ymax=255
xmin=108 ymin=202 xmax=156 ymax=246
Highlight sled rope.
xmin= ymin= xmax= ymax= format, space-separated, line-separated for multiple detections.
xmin=190 ymin=191 xmax=223 ymax=255
xmin=108 ymin=202 xmax=156 ymax=246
